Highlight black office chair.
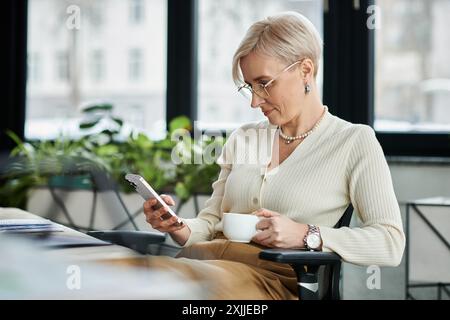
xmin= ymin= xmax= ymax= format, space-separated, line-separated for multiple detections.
xmin=89 ymin=204 xmax=353 ymax=300
xmin=259 ymin=204 xmax=353 ymax=300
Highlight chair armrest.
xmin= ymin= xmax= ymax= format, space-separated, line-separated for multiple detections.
xmin=260 ymin=249 xmax=343 ymax=300
xmin=87 ymin=230 xmax=166 ymax=254
xmin=259 ymin=249 xmax=341 ymax=265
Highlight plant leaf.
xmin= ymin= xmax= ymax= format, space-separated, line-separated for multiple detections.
xmin=175 ymin=182 xmax=190 ymax=200
xmin=112 ymin=117 xmax=123 ymax=127
xmin=169 ymin=116 xmax=192 ymax=133
xmin=79 ymin=120 xmax=100 ymax=129
xmin=96 ymin=144 xmax=119 ymax=156
xmin=82 ymin=103 xmax=113 ymax=113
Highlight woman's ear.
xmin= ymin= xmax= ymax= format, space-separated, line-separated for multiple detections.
xmin=299 ymin=58 xmax=315 ymax=81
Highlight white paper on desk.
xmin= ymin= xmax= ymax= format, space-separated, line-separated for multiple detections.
xmin=0 ymin=219 xmax=64 ymax=233
xmin=0 ymin=218 xmax=52 ymax=225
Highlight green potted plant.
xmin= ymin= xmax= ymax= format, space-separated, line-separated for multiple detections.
xmin=0 ymin=103 xmax=224 ymax=211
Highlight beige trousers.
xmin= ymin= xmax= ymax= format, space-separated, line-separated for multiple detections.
xmin=146 ymin=233 xmax=298 ymax=300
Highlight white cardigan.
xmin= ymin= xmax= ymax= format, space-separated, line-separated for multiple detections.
xmin=181 ymin=109 xmax=405 ymax=267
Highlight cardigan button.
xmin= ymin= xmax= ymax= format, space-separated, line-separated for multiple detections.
xmin=252 ymin=197 xmax=259 ymax=205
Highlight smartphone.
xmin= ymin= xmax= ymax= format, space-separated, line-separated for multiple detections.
xmin=125 ymin=173 xmax=184 ymax=227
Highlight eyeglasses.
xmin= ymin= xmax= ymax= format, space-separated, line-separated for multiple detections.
xmin=237 ymin=60 xmax=303 ymax=101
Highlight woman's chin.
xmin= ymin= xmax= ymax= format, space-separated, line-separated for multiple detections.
xmin=266 ymin=115 xmax=280 ymax=126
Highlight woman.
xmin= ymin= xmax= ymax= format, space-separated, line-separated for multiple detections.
xmin=143 ymin=11 xmax=405 ymax=299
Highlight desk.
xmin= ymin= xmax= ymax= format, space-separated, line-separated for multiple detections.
xmin=0 ymin=207 xmax=140 ymax=261
xmin=405 ymin=197 xmax=450 ymax=300
xmin=0 ymin=207 xmax=206 ymax=299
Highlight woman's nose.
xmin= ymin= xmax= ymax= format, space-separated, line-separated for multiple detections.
xmin=251 ymin=93 xmax=265 ymax=108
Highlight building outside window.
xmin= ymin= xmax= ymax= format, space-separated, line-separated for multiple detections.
xmin=26 ymin=0 xmax=167 ymax=140
xmin=130 ymin=0 xmax=145 ymax=24
xmin=375 ymin=0 xmax=450 ymax=132
xmin=28 ymin=52 xmax=42 ymax=83
xmin=129 ymin=48 xmax=144 ymax=81
xmin=55 ymin=51 xmax=69 ymax=82
xmin=90 ymin=49 xmax=105 ymax=82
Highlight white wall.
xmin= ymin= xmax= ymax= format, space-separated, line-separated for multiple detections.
xmin=342 ymin=162 xmax=450 ymax=300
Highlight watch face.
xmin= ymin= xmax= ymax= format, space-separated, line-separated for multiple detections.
xmin=307 ymin=234 xmax=321 ymax=249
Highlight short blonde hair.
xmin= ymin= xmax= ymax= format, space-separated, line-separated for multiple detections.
xmin=232 ymin=11 xmax=323 ymax=86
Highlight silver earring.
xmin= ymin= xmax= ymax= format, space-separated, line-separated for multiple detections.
xmin=305 ymin=83 xmax=311 ymax=94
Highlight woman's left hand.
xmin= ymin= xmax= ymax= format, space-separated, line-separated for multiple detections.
xmin=251 ymin=208 xmax=308 ymax=249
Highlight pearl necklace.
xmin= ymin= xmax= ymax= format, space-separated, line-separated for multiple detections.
xmin=279 ymin=106 xmax=328 ymax=144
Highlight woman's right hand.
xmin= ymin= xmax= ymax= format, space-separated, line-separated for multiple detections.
xmin=143 ymin=195 xmax=185 ymax=233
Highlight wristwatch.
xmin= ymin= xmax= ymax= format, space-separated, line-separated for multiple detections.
xmin=304 ymin=224 xmax=322 ymax=251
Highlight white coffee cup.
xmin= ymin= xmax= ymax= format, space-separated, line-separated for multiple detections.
xmin=222 ymin=212 xmax=260 ymax=243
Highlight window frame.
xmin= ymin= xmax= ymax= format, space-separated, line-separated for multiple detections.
xmin=1 ymin=0 xmax=27 ymax=153
xmin=2 ymin=0 xmax=449 ymax=159
xmin=323 ymin=0 xmax=450 ymax=158
xmin=166 ymin=0 xmax=198 ymax=126
xmin=372 ymin=0 xmax=450 ymax=158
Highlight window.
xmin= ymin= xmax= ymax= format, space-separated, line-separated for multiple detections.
xmin=28 ymin=52 xmax=41 ymax=83
xmin=55 ymin=51 xmax=69 ymax=81
xmin=197 ymin=0 xmax=324 ymax=130
xmin=87 ymin=2 xmax=104 ymax=28
xmin=375 ymin=0 xmax=450 ymax=132
xmin=90 ymin=50 xmax=105 ymax=82
xmin=26 ymin=0 xmax=167 ymax=140
xmin=129 ymin=0 xmax=145 ymax=24
xmin=129 ymin=48 xmax=144 ymax=81
xmin=129 ymin=104 xmax=145 ymax=128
